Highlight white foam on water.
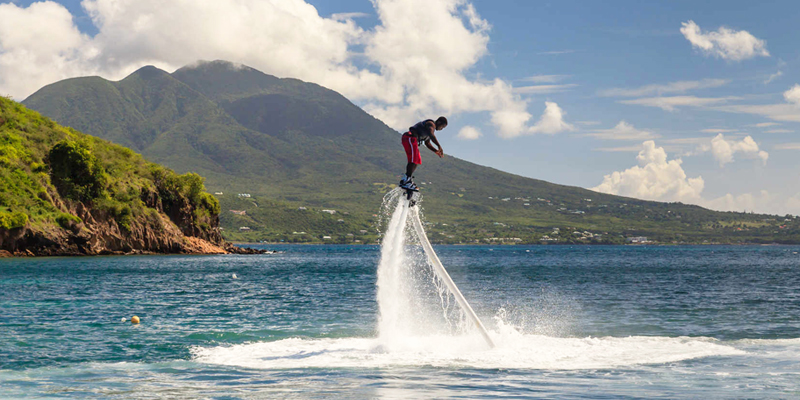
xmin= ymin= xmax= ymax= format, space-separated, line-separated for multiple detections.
xmin=192 ymin=333 xmax=745 ymax=370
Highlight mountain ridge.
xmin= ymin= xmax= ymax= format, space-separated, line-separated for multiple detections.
xmin=22 ymin=60 xmax=800 ymax=244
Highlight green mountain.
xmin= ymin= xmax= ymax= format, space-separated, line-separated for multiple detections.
xmin=0 ymin=96 xmax=236 ymax=256
xmin=22 ymin=60 xmax=800 ymax=244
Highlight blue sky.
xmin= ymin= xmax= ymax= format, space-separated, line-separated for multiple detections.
xmin=1 ymin=0 xmax=799 ymax=214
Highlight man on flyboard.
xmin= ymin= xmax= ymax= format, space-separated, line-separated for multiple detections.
xmin=399 ymin=116 xmax=447 ymax=191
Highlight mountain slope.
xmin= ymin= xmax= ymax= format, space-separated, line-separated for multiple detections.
xmin=22 ymin=60 xmax=800 ymax=244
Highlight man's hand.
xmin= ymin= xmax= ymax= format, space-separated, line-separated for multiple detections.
xmin=435 ymin=149 xmax=444 ymax=158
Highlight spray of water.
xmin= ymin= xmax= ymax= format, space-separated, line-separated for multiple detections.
xmin=375 ymin=188 xmax=492 ymax=347
xmin=375 ymin=189 xmax=413 ymax=343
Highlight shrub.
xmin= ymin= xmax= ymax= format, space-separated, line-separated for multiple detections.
xmin=48 ymin=140 xmax=107 ymax=202
xmin=56 ymin=213 xmax=82 ymax=230
xmin=199 ymin=192 xmax=220 ymax=215
xmin=0 ymin=211 xmax=28 ymax=230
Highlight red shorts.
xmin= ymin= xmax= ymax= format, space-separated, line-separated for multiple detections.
xmin=402 ymin=132 xmax=421 ymax=164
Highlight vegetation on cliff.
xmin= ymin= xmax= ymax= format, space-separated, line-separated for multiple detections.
xmin=0 ymin=96 xmax=225 ymax=255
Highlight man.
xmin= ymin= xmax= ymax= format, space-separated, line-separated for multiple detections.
xmin=399 ymin=116 xmax=447 ymax=190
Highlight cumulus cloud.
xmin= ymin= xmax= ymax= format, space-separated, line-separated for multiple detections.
xmin=599 ymin=79 xmax=728 ymax=97
xmin=0 ymin=2 xmax=93 ymax=98
xmin=784 ymin=84 xmax=800 ymax=105
xmin=586 ymin=120 xmax=659 ymax=140
xmin=591 ymin=141 xmax=705 ymax=203
xmin=680 ymin=20 xmax=769 ymax=61
xmin=703 ymin=134 xmax=769 ymax=167
xmin=590 ymin=141 xmax=789 ymax=214
xmin=0 ymin=0 xmax=545 ymax=139
xmin=704 ymin=191 xmax=772 ymax=213
xmin=526 ymin=101 xmax=574 ymax=136
xmin=457 ymin=125 xmax=482 ymax=140
xmin=330 ymin=12 xmax=370 ymax=21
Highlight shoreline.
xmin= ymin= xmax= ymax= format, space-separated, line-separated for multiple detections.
xmin=231 ymin=241 xmax=800 ymax=246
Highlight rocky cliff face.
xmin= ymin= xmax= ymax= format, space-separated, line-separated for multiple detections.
xmin=0 ymin=97 xmax=255 ymax=257
xmin=0 ymin=178 xmax=232 ymax=257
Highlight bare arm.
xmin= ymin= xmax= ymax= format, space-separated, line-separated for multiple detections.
xmin=425 ymin=134 xmax=444 ymax=158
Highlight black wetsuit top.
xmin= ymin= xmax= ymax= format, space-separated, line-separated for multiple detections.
xmin=409 ymin=119 xmax=435 ymax=144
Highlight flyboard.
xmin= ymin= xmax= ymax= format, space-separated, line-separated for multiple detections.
xmin=403 ymin=187 xmax=495 ymax=348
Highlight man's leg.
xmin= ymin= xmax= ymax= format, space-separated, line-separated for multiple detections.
xmin=405 ymin=162 xmax=417 ymax=177
xmin=400 ymin=133 xmax=421 ymax=188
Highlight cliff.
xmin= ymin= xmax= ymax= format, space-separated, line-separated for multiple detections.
xmin=0 ymin=97 xmax=248 ymax=256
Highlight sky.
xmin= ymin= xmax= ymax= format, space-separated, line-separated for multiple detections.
xmin=1 ymin=0 xmax=799 ymax=215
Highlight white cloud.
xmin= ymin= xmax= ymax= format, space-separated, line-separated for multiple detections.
xmin=620 ymin=96 xmax=737 ymax=111
xmin=701 ymin=128 xmax=736 ymax=133
xmin=0 ymin=2 xmax=93 ymax=98
xmin=713 ymin=103 xmax=800 ymax=122
xmin=765 ymin=70 xmax=783 ymax=84
xmin=0 ymin=0 xmax=546 ymax=139
xmin=537 ymin=50 xmax=575 ymax=55
xmin=521 ymin=74 xmax=569 ymax=83
xmin=749 ymin=122 xmax=780 ymax=128
xmin=764 ymin=59 xmax=788 ymax=85
xmin=663 ymin=137 xmax=709 ymax=145
xmin=706 ymin=134 xmax=768 ymax=167
xmin=599 ymin=79 xmax=728 ymax=97
xmin=330 ymin=12 xmax=370 ymax=21
xmin=457 ymin=125 xmax=482 ymax=140
xmin=680 ymin=20 xmax=769 ymax=61
xmin=525 ymin=101 xmax=574 ymax=136
xmin=774 ymin=143 xmax=800 ymax=150
xmin=513 ymin=84 xmax=578 ymax=94
xmin=704 ymin=190 xmax=800 ymax=215
xmin=590 ymin=141 xmax=792 ymax=214
xmin=704 ymin=191 xmax=772 ymax=213
xmin=591 ymin=141 xmax=705 ymax=203
xmin=586 ymin=120 xmax=659 ymax=141
xmin=594 ymin=145 xmax=646 ymax=153
xmin=784 ymin=84 xmax=800 ymax=105
xmin=765 ymin=129 xmax=793 ymax=133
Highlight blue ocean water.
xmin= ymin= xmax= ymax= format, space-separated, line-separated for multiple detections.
xmin=1 ymin=245 xmax=799 ymax=398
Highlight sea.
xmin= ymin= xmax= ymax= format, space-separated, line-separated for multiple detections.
xmin=1 ymin=196 xmax=800 ymax=399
